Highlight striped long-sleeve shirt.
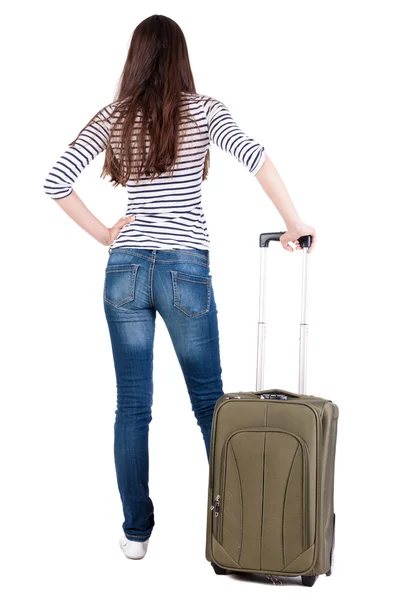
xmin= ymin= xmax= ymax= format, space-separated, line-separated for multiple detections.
xmin=43 ymin=92 xmax=265 ymax=251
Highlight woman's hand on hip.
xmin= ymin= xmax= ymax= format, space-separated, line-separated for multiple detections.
xmin=106 ymin=215 xmax=136 ymax=245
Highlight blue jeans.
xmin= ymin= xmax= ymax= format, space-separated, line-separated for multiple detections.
xmin=103 ymin=248 xmax=224 ymax=542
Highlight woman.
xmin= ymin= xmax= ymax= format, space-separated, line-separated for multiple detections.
xmin=43 ymin=14 xmax=316 ymax=561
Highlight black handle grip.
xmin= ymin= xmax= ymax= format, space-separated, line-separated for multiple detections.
xmin=259 ymin=232 xmax=312 ymax=249
xmin=299 ymin=235 xmax=312 ymax=249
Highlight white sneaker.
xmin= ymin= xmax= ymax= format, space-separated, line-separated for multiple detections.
xmin=119 ymin=535 xmax=149 ymax=559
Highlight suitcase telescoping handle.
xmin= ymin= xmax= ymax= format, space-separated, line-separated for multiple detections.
xmin=256 ymin=232 xmax=312 ymax=395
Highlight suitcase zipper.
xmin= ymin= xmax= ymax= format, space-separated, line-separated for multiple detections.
xmin=216 ymin=437 xmax=230 ymax=545
xmin=210 ymin=494 xmax=221 ymax=535
xmin=210 ymin=494 xmax=220 ymax=516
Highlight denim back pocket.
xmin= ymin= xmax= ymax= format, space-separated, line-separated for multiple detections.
xmin=171 ymin=270 xmax=212 ymax=318
xmin=104 ymin=264 xmax=139 ymax=307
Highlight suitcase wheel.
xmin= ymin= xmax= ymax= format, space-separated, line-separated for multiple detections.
xmin=211 ymin=562 xmax=227 ymax=575
xmin=301 ymin=575 xmax=318 ymax=587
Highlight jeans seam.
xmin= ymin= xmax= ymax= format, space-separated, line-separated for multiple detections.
xmin=149 ymin=257 xmax=155 ymax=307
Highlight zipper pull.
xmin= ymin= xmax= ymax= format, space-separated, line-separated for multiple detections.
xmin=210 ymin=494 xmax=220 ymax=516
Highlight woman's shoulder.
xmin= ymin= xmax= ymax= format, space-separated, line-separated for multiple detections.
xmin=182 ymin=91 xmax=218 ymax=101
xmin=181 ymin=91 xmax=223 ymax=112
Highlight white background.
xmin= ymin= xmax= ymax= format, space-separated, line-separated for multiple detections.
xmin=2 ymin=0 xmax=394 ymax=597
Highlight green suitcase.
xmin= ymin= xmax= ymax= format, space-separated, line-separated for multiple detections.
xmin=205 ymin=233 xmax=338 ymax=587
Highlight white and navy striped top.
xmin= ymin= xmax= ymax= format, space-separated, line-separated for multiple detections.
xmin=43 ymin=92 xmax=265 ymax=251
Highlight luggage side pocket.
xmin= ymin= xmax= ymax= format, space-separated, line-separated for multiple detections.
xmin=214 ymin=427 xmax=311 ymax=572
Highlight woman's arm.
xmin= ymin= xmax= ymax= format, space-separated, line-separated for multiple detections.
xmin=202 ymin=97 xmax=316 ymax=252
xmin=255 ymin=154 xmax=316 ymax=253
xmin=44 ymin=103 xmax=135 ymax=245
xmin=55 ymin=190 xmax=135 ymax=245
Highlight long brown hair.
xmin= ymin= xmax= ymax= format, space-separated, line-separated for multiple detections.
xmin=69 ymin=14 xmax=210 ymax=186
